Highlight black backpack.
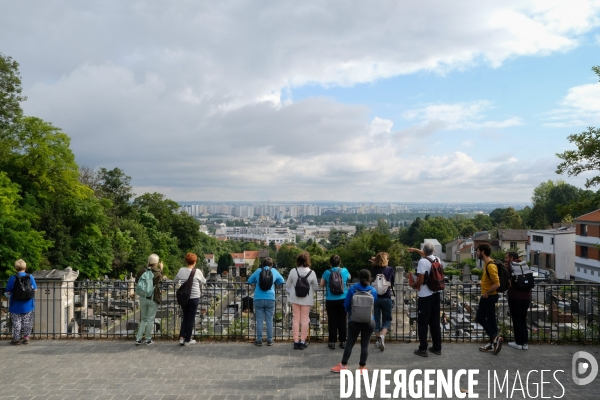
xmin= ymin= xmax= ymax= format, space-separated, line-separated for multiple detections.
xmin=485 ymin=261 xmax=511 ymax=293
xmin=176 ymin=268 xmax=196 ymax=306
xmin=258 ymin=267 xmax=274 ymax=291
xmin=328 ymin=268 xmax=344 ymax=295
xmin=294 ymin=268 xmax=312 ymax=297
xmin=12 ymin=274 xmax=35 ymax=301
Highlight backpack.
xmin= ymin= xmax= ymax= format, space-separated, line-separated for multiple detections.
xmin=373 ymin=273 xmax=391 ymax=295
xmin=258 ymin=266 xmax=274 ymax=291
xmin=135 ymin=268 xmax=155 ymax=299
xmin=12 ymin=274 xmax=35 ymax=301
xmin=351 ymin=288 xmax=374 ymax=323
xmin=425 ymin=257 xmax=445 ymax=292
xmin=328 ymin=268 xmax=344 ymax=295
xmin=510 ymin=261 xmax=534 ymax=291
xmin=485 ymin=261 xmax=511 ymax=293
xmin=294 ymin=268 xmax=312 ymax=298
xmin=176 ymin=268 xmax=196 ymax=306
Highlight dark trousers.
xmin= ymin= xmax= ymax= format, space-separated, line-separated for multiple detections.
xmin=342 ymin=321 xmax=374 ymax=367
xmin=508 ymin=298 xmax=530 ymax=345
xmin=417 ymin=292 xmax=442 ymax=352
xmin=179 ymin=297 xmax=200 ymax=342
xmin=326 ymin=299 xmax=347 ymax=343
xmin=477 ymin=294 xmax=499 ymax=341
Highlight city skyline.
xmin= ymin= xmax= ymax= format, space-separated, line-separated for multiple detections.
xmin=2 ymin=2 xmax=600 ymax=202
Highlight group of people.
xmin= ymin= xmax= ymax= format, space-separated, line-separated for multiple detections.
xmin=5 ymin=243 xmax=533 ymax=373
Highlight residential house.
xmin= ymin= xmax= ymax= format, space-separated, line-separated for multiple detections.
xmin=205 ymin=254 xmax=217 ymax=275
xmin=497 ymin=229 xmax=528 ymax=255
xmin=574 ymin=210 xmax=600 ymax=283
xmin=527 ymin=227 xmax=575 ymax=280
xmin=420 ymin=239 xmax=444 ymax=260
xmin=445 ymin=238 xmax=464 ymax=262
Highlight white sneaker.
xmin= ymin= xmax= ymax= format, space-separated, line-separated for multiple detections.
xmin=507 ymin=342 xmax=522 ymax=350
xmin=184 ymin=339 xmax=196 ymax=346
xmin=379 ymin=336 xmax=385 ymax=352
xmin=522 ymin=344 xmax=529 ymax=350
xmin=375 ymin=339 xmax=380 ymax=348
xmin=179 ymin=338 xmax=184 ymax=345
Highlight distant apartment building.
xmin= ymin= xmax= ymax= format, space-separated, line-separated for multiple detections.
xmin=528 ymin=227 xmax=575 ymax=280
xmin=574 ymin=210 xmax=600 ymax=283
xmin=215 ymin=226 xmax=296 ymax=244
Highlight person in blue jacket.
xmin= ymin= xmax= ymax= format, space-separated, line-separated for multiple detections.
xmin=320 ymin=254 xmax=351 ymax=350
xmin=331 ymin=269 xmax=377 ymax=374
xmin=4 ymin=259 xmax=37 ymax=345
xmin=247 ymin=257 xmax=285 ymax=346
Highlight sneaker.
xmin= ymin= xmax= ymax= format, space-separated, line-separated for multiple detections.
xmin=428 ymin=347 xmax=442 ymax=355
xmin=267 ymin=341 xmax=273 ymax=346
xmin=293 ymin=342 xmax=300 ymax=350
xmin=379 ymin=340 xmax=385 ymax=352
xmin=299 ymin=342 xmax=308 ymax=350
xmin=479 ymin=343 xmax=493 ymax=352
xmin=493 ymin=337 xmax=503 ymax=355
xmin=145 ymin=339 xmax=154 ymax=345
xmin=10 ymin=340 xmax=21 ymax=345
xmin=339 ymin=341 xmax=346 ymax=349
xmin=254 ymin=341 xmax=262 ymax=347
xmin=331 ymin=363 xmax=348 ymax=373
xmin=375 ymin=339 xmax=381 ymax=348
xmin=522 ymin=344 xmax=529 ymax=350
xmin=21 ymin=337 xmax=30 ymax=345
xmin=135 ymin=339 xmax=143 ymax=345
xmin=414 ymin=348 xmax=428 ymax=357
xmin=358 ymin=366 xmax=368 ymax=375
xmin=179 ymin=337 xmax=184 ymax=345
xmin=507 ymin=342 xmax=522 ymax=350
xmin=184 ymin=339 xmax=196 ymax=346
xmin=328 ymin=342 xmax=336 ymax=350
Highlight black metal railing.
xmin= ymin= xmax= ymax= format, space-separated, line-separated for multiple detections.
xmin=1 ymin=280 xmax=598 ymax=343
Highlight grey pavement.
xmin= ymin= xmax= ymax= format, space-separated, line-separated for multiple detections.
xmin=0 ymin=340 xmax=599 ymax=399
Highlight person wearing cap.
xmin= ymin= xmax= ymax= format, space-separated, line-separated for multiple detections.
xmin=135 ymin=254 xmax=166 ymax=345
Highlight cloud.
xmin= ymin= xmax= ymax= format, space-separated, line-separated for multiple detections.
xmin=3 ymin=1 xmax=599 ymax=201
xmin=401 ymin=101 xmax=522 ymax=130
xmin=543 ymin=80 xmax=600 ymax=127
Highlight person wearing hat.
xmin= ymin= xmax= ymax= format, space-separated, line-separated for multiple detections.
xmin=135 ymin=254 xmax=166 ymax=345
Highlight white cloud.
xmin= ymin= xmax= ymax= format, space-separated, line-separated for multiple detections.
xmin=543 ymin=81 xmax=600 ymax=127
xmin=401 ymin=101 xmax=522 ymax=130
xmin=2 ymin=1 xmax=598 ymax=201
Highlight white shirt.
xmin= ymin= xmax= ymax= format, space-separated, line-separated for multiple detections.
xmin=416 ymin=256 xmax=440 ymax=298
xmin=174 ymin=267 xmax=206 ymax=299
xmin=285 ymin=266 xmax=319 ymax=306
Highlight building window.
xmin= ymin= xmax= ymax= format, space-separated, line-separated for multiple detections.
xmin=533 ymin=235 xmax=543 ymax=243
xmin=581 ymin=246 xmax=589 ymax=258
xmin=581 ymin=224 xmax=588 ymax=236
xmin=510 ymin=241 xmax=518 ymax=249
xmin=584 ymin=269 xmax=588 ymax=274
xmin=577 ymin=267 xmax=581 ymax=272
xmin=551 ymin=238 xmax=554 ymax=245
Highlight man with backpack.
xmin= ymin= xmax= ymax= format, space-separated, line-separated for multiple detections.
xmin=4 ymin=259 xmax=37 ymax=345
xmin=320 ymin=254 xmax=351 ymax=350
xmin=505 ymin=251 xmax=532 ymax=350
xmin=248 ymin=257 xmax=285 ymax=346
xmin=135 ymin=254 xmax=166 ymax=345
xmin=408 ymin=244 xmax=442 ymax=357
xmin=476 ymin=243 xmax=503 ymax=355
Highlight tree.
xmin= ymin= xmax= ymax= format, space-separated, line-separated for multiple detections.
xmin=0 ymin=54 xmax=26 ymax=131
xmin=472 ymin=214 xmax=493 ymax=231
xmin=545 ymin=183 xmax=581 ymax=223
xmin=557 ymin=126 xmax=600 ymax=188
xmin=499 ymin=207 xmax=523 ymax=229
xmin=458 ymin=222 xmax=478 ymax=238
xmin=217 ymin=253 xmax=233 ymax=275
xmin=96 ymin=167 xmax=134 ymax=217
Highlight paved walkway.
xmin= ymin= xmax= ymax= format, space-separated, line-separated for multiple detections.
xmin=0 ymin=340 xmax=598 ymax=399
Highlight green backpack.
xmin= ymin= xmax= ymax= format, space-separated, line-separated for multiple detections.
xmin=135 ymin=268 xmax=155 ymax=299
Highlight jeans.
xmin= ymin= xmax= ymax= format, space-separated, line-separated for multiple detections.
xmin=417 ymin=292 xmax=442 ymax=352
xmin=477 ymin=294 xmax=499 ymax=341
xmin=508 ymin=298 xmax=530 ymax=346
xmin=137 ymin=297 xmax=158 ymax=341
xmin=374 ymin=297 xmax=392 ymax=332
xmin=326 ymin=299 xmax=347 ymax=343
xmin=254 ymin=299 xmax=275 ymax=342
xmin=179 ymin=297 xmax=200 ymax=342
xmin=342 ymin=321 xmax=375 ymax=367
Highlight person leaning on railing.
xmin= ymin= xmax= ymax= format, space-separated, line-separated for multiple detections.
xmin=319 ymin=254 xmax=351 ymax=350
xmin=505 ymin=251 xmax=531 ymax=351
xmin=174 ymin=253 xmax=206 ymax=346
xmin=4 ymin=259 xmax=37 ymax=345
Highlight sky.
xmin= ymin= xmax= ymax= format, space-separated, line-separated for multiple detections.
xmin=2 ymin=1 xmax=600 ymax=203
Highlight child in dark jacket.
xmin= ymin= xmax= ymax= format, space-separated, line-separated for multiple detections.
xmin=331 ymin=269 xmax=378 ymax=374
